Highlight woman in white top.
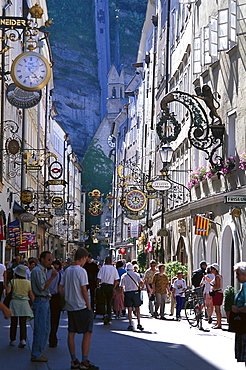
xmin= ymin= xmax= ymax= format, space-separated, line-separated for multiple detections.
xmin=201 ymin=266 xmax=214 ymax=324
xmin=208 ymin=263 xmax=223 ymax=329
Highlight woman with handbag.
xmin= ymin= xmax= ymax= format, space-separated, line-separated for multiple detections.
xmin=209 ymin=263 xmax=223 ymax=329
xmin=231 ymin=262 xmax=246 ymax=365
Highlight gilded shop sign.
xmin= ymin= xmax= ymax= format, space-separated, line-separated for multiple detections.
xmin=0 ymin=17 xmax=28 ymax=28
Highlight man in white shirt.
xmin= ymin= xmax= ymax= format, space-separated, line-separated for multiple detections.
xmin=59 ymin=248 xmax=99 ymax=370
xmin=97 ymin=256 xmax=119 ymax=325
xmin=120 ymin=262 xmax=144 ymax=331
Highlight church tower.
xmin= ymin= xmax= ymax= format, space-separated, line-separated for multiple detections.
xmin=106 ymin=12 xmax=125 ymax=121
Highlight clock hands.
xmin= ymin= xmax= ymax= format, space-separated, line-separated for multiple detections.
xmin=28 ymin=68 xmax=39 ymax=80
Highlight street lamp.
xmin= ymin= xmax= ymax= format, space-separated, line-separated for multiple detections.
xmin=158 ymin=145 xmax=173 ymax=175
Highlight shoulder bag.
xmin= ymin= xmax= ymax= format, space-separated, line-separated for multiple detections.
xmin=127 ymin=273 xmax=143 ymax=304
xmin=3 ymin=280 xmax=14 ymax=308
xmin=228 ymin=290 xmax=246 ymax=334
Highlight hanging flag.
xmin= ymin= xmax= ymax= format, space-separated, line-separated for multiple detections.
xmin=194 ymin=215 xmax=210 ymax=236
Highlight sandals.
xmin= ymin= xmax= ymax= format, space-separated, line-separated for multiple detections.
xmin=137 ymin=324 xmax=144 ymax=331
xmin=127 ymin=325 xmax=133 ymax=330
xmin=212 ymin=325 xmax=221 ymax=329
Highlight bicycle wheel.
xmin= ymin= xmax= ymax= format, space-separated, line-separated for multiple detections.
xmin=185 ymin=300 xmax=199 ymax=327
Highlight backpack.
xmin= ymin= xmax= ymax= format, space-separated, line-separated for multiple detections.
xmin=191 ymin=269 xmax=203 ymax=287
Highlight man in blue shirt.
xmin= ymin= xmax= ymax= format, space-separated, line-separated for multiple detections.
xmin=30 ymin=251 xmax=57 ymax=362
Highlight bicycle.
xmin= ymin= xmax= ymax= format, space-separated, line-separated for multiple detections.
xmin=184 ymin=286 xmax=209 ymax=331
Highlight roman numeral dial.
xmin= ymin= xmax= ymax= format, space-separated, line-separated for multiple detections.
xmin=11 ymin=52 xmax=51 ymax=92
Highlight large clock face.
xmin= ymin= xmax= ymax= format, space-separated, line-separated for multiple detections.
xmin=11 ymin=52 xmax=51 ymax=92
xmin=125 ymin=190 xmax=146 ymax=212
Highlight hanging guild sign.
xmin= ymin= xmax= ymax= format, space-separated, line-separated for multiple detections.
xmin=125 ymin=190 xmax=146 ymax=212
xmin=152 ymin=180 xmax=172 ymax=191
xmin=51 ymin=196 xmax=64 ymax=208
xmin=18 ymin=212 xmax=35 ymax=222
xmin=24 ymin=151 xmax=42 ymax=171
xmin=49 ymin=161 xmax=63 ymax=179
xmin=7 ymin=83 xmax=42 ymax=109
xmin=6 ymin=138 xmax=21 ymax=155
xmin=88 ymin=200 xmax=103 ymax=216
xmin=20 ymin=189 xmax=33 ymax=205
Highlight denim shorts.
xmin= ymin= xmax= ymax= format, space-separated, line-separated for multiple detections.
xmin=124 ymin=290 xmax=142 ymax=308
xmin=68 ymin=308 xmax=93 ymax=334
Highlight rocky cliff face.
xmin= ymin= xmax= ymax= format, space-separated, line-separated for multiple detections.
xmin=47 ymin=0 xmax=147 ymax=160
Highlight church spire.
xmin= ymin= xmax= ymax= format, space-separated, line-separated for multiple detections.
xmin=114 ymin=9 xmax=121 ymax=73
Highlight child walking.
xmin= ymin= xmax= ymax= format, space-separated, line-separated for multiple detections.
xmin=113 ymin=285 xmax=125 ymax=318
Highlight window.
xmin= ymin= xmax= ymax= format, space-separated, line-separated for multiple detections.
xmin=218 ymin=9 xmax=229 ymax=50
xmin=230 ymin=0 xmax=237 ymax=42
xmin=237 ymin=1 xmax=246 ymax=35
xmin=203 ymin=26 xmax=212 ymax=65
xmin=227 ymin=112 xmax=236 ymax=157
xmin=193 ymin=35 xmax=201 ymax=73
xmin=170 ymin=9 xmax=176 ymax=47
xmin=209 ymin=16 xmax=218 ymax=57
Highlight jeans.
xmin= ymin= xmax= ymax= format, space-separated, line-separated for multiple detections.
xmin=176 ymin=296 xmax=184 ymax=318
xmin=155 ymin=293 xmax=166 ymax=317
xmin=31 ymin=297 xmax=50 ymax=359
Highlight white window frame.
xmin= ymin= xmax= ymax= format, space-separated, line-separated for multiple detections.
xmin=209 ymin=16 xmax=218 ymax=57
xmin=230 ymin=0 xmax=237 ymax=43
xmin=193 ymin=35 xmax=201 ymax=74
xmin=218 ymin=8 xmax=229 ymax=51
xmin=203 ymin=26 xmax=212 ymax=65
xmin=237 ymin=1 xmax=246 ymax=35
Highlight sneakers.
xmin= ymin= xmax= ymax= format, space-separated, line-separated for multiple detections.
xmin=9 ymin=340 xmax=16 ymax=346
xmin=71 ymin=359 xmax=81 ymax=369
xmin=80 ymin=361 xmax=99 ymax=370
xmin=137 ymin=324 xmax=144 ymax=331
xmin=18 ymin=340 xmax=26 ymax=348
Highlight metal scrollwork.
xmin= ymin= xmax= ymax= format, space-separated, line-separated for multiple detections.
xmin=2 ymin=120 xmax=22 ymax=178
xmin=159 ymin=88 xmax=225 ymax=171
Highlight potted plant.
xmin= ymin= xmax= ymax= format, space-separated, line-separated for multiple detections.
xmin=220 ymin=156 xmax=236 ymax=176
xmin=239 ymin=152 xmax=246 ymax=170
xmin=223 ymin=286 xmax=236 ymax=322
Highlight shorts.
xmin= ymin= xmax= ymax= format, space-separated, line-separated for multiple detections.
xmin=67 ymin=308 xmax=93 ymax=334
xmin=212 ymin=291 xmax=223 ymax=306
xmin=124 ymin=290 xmax=142 ymax=308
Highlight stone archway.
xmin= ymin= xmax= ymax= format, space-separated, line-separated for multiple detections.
xmin=207 ymin=230 xmax=218 ymax=265
xmin=221 ymin=224 xmax=239 ymax=288
xmin=193 ymin=235 xmax=204 ymax=270
xmin=176 ymin=236 xmax=187 ymax=265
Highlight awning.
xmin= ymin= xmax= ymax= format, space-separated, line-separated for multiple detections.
xmin=13 ymin=201 xmax=26 ymax=214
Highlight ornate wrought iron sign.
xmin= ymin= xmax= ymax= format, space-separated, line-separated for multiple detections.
xmin=158 ymin=86 xmax=225 ymax=171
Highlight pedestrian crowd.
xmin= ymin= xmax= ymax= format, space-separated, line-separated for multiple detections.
xmin=0 ymin=252 xmax=246 ymax=368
